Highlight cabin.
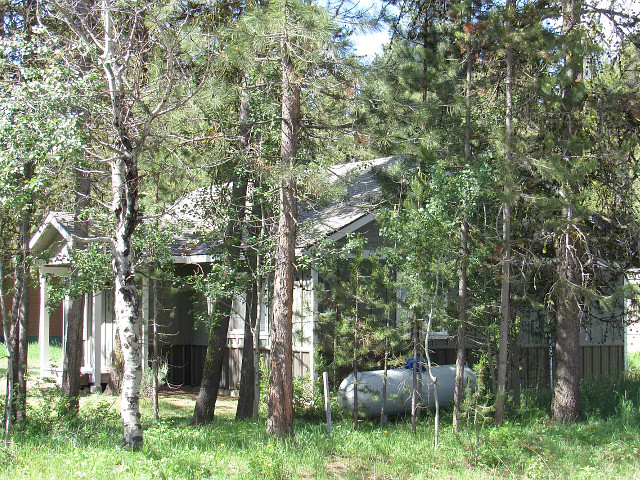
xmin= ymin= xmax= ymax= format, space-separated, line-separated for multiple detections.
xmin=29 ymin=156 xmax=638 ymax=393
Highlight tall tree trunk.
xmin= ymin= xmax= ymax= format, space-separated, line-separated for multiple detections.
xmin=0 ymin=229 xmax=13 ymax=443
xmin=152 ymin=279 xmax=160 ymax=421
xmin=380 ymin=325 xmax=389 ymax=426
xmin=425 ymin=305 xmax=440 ymax=450
xmin=193 ymin=179 xmax=247 ymax=424
xmin=13 ymin=161 xmax=34 ymax=425
xmin=62 ymin=0 xmax=93 ymax=412
xmin=105 ymin=0 xmax=143 ymax=445
xmin=352 ymin=292 xmax=359 ymax=430
xmin=266 ymin=40 xmax=299 ymax=437
xmin=495 ymin=0 xmax=515 ymax=427
xmin=453 ymin=10 xmax=473 ymax=432
xmin=509 ymin=324 xmax=521 ymax=409
xmin=551 ymin=0 xmax=583 ymax=423
xmin=111 ymin=150 xmax=142 ymax=449
xmin=62 ymin=168 xmax=91 ymax=412
xmin=252 ymin=269 xmax=263 ymax=420
xmin=236 ymin=183 xmax=259 ymax=421
xmin=551 ymin=201 xmax=581 ymax=421
xmin=453 ymin=220 xmax=468 ymax=432
xmin=486 ymin=331 xmax=496 ymax=392
xmin=236 ymin=282 xmax=258 ymax=420
xmin=411 ymin=317 xmax=419 ymax=435
xmin=252 ymin=203 xmax=268 ymax=421
xmin=235 ymin=79 xmax=258 ymax=422
xmin=192 ymin=298 xmax=232 ymax=424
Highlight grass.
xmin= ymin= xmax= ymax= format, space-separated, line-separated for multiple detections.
xmin=1 ymin=389 xmax=640 ymax=479
xmin=1 ymin=345 xmax=640 ymax=478
xmin=0 ymin=340 xmax=63 ymax=379
xmin=629 ymin=352 xmax=640 ymax=372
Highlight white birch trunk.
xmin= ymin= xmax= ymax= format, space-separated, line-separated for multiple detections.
xmin=104 ymin=0 xmax=143 ymax=449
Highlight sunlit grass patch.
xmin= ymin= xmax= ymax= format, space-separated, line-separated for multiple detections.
xmin=2 ymin=397 xmax=640 ymax=479
xmin=2 ymin=347 xmax=640 ymax=478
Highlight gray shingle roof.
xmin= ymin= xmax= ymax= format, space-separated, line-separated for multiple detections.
xmin=297 ymin=156 xmax=405 ymax=248
xmin=31 ymin=156 xmax=409 ymax=262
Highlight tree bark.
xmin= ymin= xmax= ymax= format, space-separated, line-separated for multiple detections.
xmin=13 ymin=161 xmax=34 ymax=425
xmin=54 ymin=0 xmax=183 ymax=448
xmin=453 ymin=12 xmax=473 ymax=432
xmin=62 ymin=168 xmax=91 ymax=411
xmin=267 ymin=177 xmax=296 ymax=437
xmin=104 ymin=0 xmax=143 ymax=445
xmin=411 ymin=317 xmax=419 ymax=435
xmin=453 ymin=220 xmax=468 ymax=432
xmin=266 ymin=39 xmax=299 ymax=437
xmin=495 ymin=0 xmax=515 ymax=427
xmin=551 ymin=0 xmax=583 ymax=423
xmin=61 ymin=0 xmax=93 ymax=412
xmin=252 ymin=272 xmax=263 ymax=420
xmin=234 ymin=79 xmax=258 ymax=422
xmin=0 ymin=232 xmax=13 ymax=443
xmin=152 ymin=279 xmax=160 ymax=421
xmin=111 ymin=149 xmax=142 ymax=449
xmin=192 ymin=298 xmax=232 ymax=424
xmin=236 ymin=282 xmax=258 ymax=420
xmin=193 ymin=177 xmax=246 ymax=424
xmin=380 ymin=329 xmax=388 ymax=426
xmin=551 ymin=203 xmax=581 ymax=421
xmin=352 ymin=293 xmax=359 ymax=430
xmin=425 ymin=305 xmax=439 ymax=450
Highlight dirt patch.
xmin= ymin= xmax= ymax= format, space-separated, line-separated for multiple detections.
xmin=158 ymin=389 xmax=238 ymax=416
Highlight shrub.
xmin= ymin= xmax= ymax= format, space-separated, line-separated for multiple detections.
xmin=580 ymin=372 xmax=640 ymax=421
xmin=140 ymin=360 xmax=169 ymax=398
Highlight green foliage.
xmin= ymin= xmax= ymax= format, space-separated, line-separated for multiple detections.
xmin=0 ymin=27 xmax=90 ymax=271
xmin=23 ymin=386 xmax=117 ymax=442
xmin=140 ymin=361 xmax=169 ymax=399
xmin=292 ymin=375 xmax=317 ymax=419
xmin=0 ymin=28 xmax=87 ymax=199
xmin=580 ymin=372 xmax=640 ymax=421
xmin=628 ymin=352 xmax=640 ymax=372
xmin=314 ymin=234 xmax=402 ymax=385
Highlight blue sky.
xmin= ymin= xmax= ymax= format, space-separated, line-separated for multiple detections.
xmin=352 ymin=28 xmax=390 ymax=58
xmin=346 ymin=0 xmax=640 ymax=59
xmin=346 ymin=0 xmax=393 ymax=59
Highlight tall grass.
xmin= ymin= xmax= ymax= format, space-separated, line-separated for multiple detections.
xmin=0 ymin=378 xmax=639 ymax=479
xmin=1 ymin=347 xmax=640 ymax=478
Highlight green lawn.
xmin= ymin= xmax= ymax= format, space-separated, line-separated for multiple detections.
xmin=0 ymin=389 xmax=639 ymax=479
xmin=1 ymin=344 xmax=640 ymax=479
xmin=0 ymin=340 xmax=63 ymax=379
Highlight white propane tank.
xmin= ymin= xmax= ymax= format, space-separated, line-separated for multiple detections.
xmin=338 ymin=364 xmax=476 ymax=417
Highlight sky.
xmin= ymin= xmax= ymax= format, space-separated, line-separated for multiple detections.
xmin=352 ymin=28 xmax=391 ymax=58
xmin=346 ymin=0 xmax=640 ymax=60
xmin=325 ymin=0 xmax=391 ymax=59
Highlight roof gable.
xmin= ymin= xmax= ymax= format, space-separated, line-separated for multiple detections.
xmin=30 ymin=211 xmax=75 ymax=265
xmin=297 ymin=156 xmax=409 ymax=248
xmin=31 ymin=156 xmax=412 ymax=264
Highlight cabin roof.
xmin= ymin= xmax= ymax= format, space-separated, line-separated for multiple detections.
xmin=297 ymin=156 xmax=406 ymax=248
xmin=30 ymin=156 xmax=410 ymax=264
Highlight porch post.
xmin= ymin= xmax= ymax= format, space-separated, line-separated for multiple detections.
xmin=38 ymin=270 xmax=50 ymax=378
xmin=62 ymin=294 xmax=70 ymax=366
xmin=83 ymin=293 xmax=91 ymax=370
xmin=310 ymin=268 xmax=319 ymax=386
xmin=91 ymin=289 xmax=103 ymax=393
